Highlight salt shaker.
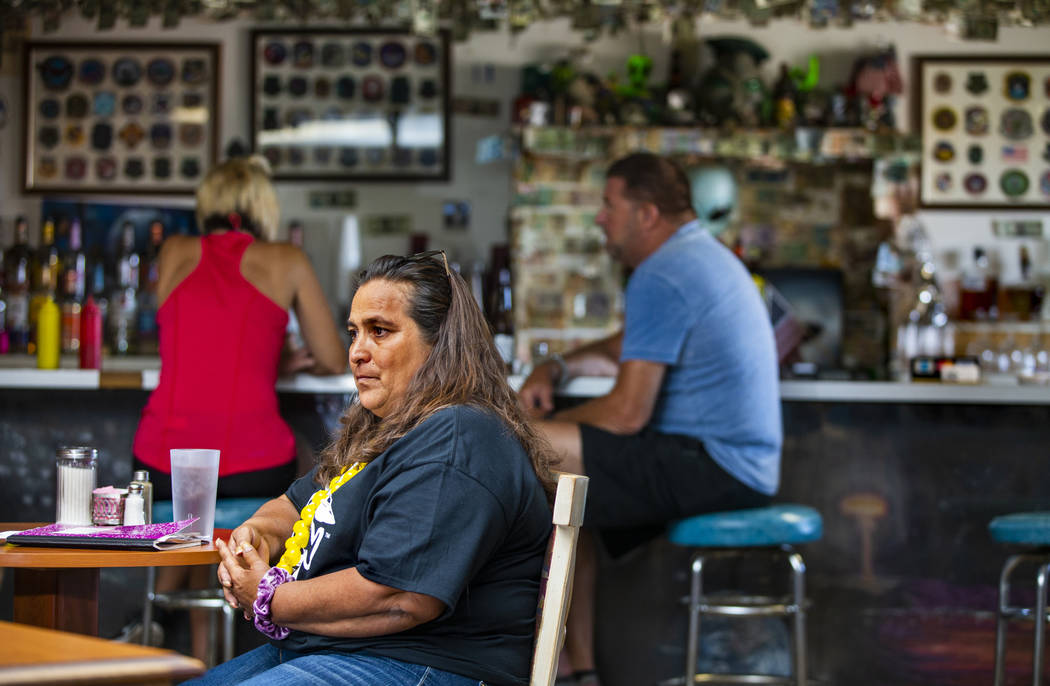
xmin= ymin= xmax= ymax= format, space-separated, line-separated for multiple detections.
xmin=123 ymin=483 xmax=145 ymax=526
xmin=130 ymin=469 xmax=153 ymax=524
xmin=56 ymin=447 xmax=98 ymax=525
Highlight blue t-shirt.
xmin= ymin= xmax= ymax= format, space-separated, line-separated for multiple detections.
xmin=621 ymin=220 xmax=782 ymax=495
xmin=281 ymin=405 xmax=552 ymax=686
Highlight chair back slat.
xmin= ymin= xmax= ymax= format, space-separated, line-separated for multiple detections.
xmin=530 ymin=473 xmax=589 ymax=686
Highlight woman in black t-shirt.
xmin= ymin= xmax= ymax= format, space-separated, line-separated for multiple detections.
xmin=190 ymin=252 xmax=556 ymax=686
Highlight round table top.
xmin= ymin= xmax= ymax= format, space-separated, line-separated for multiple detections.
xmin=0 ymin=524 xmax=228 ymax=569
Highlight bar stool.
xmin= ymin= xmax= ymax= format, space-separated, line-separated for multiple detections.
xmin=990 ymin=511 xmax=1050 ymax=686
xmin=665 ymin=504 xmax=823 ymax=686
xmin=142 ymin=497 xmax=268 ymax=665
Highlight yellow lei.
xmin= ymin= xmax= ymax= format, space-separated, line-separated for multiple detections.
xmin=276 ymin=461 xmax=366 ymax=573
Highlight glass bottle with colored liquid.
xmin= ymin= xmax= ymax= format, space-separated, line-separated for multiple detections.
xmin=61 ymin=219 xmax=87 ymax=354
xmin=36 ymin=294 xmax=60 ymax=369
xmin=79 ymin=295 xmax=102 ymax=370
xmin=2 ymin=216 xmax=31 ymax=352
xmin=29 ymin=218 xmax=61 ymax=355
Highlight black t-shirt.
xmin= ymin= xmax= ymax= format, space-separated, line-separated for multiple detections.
xmin=281 ymin=405 xmax=552 ymax=686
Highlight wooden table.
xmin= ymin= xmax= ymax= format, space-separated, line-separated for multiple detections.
xmin=0 ymin=620 xmax=206 ymax=685
xmin=0 ymin=524 xmax=226 ymax=636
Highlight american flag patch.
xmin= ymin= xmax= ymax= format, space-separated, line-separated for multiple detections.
xmin=1002 ymin=145 xmax=1028 ymax=162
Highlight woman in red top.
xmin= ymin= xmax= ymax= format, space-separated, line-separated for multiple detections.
xmin=132 ymin=156 xmax=345 ymax=659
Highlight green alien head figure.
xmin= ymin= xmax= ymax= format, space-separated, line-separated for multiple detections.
xmin=616 ymin=54 xmax=652 ymax=100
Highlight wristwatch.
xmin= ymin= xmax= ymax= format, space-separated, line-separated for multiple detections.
xmin=544 ymin=353 xmax=569 ymax=386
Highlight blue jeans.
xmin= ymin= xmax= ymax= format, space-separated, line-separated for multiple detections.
xmin=184 ymin=645 xmax=487 ymax=686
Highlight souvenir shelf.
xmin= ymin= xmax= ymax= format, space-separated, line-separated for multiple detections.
xmin=518 ymin=125 xmax=919 ymax=164
xmin=510 ymin=127 xmax=621 ymax=367
xmin=510 ymin=125 xmax=907 ymax=372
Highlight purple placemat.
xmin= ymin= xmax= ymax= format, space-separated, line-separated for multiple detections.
xmin=17 ymin=517 xmax=199 ymax=539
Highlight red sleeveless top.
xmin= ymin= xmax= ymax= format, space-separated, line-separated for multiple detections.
xmin=133 ymin=232 xmax=293 ymax=476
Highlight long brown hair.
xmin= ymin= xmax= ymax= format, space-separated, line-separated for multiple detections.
xmin=319 ymin=252 xmax=557 ymax=497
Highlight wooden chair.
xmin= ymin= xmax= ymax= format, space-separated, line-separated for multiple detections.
xmin=530 ymin=472 xmax=589 ymax=686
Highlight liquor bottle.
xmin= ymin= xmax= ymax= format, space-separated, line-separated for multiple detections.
xmin=28 ymin=218 xmax=61 ymax=354
xmin=287 ymin=219 xmax=304 ymax=249
xmin=960 ymin=247 xmax=999 ymax=321
xmin=140 ymin=220 xmax=164 ymax=292
xmin=469 ymin=260 xmax=487 ymax=314
xmin=1001 ymin=244 xmax=1043 ymax=321
xmin=87 ymin=246 xmax=109 ymax=339
xmin=79 ymin=295 xmax=102 ymax=369
xmin=60 ymin=219 xmax=87 ymax=353
xmin=0 ymin=298 xmax=7 ymax=354
xmin=32 ymin=218 xmax=62 ymax=294
xmin=2 ymin=216 xmax=31 ymax=352
xmin=408 ymin=233 xmax=429 ymax=255
xmin=136 ymin=221 xmax=164 ymax=354
xmin=108 ymin=222 xmax=140 ymax=355
xmin=115 ymin=222 xmax=141 ymax=291
xmin=772 ymin=62 xmax=799 ymax=129
xmin=487 ymin=244 xmax=515 ymax=372
xmin=59 ymin=270 xmax=83 ymax=354
xmin=0 ymin=227 xmax=7 ymax=352
xmin=284 ymin=220 xmax=306 ymax=350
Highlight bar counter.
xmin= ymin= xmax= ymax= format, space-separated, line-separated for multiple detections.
xmin=4 ymin=355 xmax=1050 ymax=405
xmin=1 ymin=357 xmax=1047 ymax=686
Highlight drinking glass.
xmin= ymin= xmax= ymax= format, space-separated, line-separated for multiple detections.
xmin=170 ymin=449 xmax=220 ymax=541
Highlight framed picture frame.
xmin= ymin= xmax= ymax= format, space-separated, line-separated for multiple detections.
xmin=914 ymin=54 xmax=1050 ymax=209
xmin=22 ymin=41 xmax=220 ymax=195
xmin=250 ymin=28 xmax=451 ymax=182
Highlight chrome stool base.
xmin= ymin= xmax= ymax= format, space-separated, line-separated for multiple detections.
xmin=670 ymin=547 xmax=809 ymax=686
xmin=993 ymin=551 xmax=1050 ymax=686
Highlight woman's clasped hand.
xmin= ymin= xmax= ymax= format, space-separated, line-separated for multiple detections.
xmin=216 ymin=536 xmax=269 ymax=617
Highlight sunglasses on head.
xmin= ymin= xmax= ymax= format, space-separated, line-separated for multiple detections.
xmin=407 ymin=249 xmax=451 ymax=279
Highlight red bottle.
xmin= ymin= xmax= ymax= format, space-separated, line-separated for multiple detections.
xmin=79 ymin=295 xmax=102 ymax=369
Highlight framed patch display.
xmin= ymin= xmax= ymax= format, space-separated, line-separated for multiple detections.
xmin=22 ymin=41 xmax=220 ymax=195
xmin=915 ymin=55 xmax=1050 ymax=209
xmin=250 ymin=28 xmax=451 ymax=182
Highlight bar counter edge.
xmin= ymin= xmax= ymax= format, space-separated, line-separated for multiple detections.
xmin=0 ymin=356 xmax=1047 ymax=404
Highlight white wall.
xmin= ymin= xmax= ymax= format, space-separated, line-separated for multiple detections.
xmin=2 ymin=15 xmax=1049 ymax=302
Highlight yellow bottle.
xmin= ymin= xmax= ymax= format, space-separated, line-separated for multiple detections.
xmin=36 ymin=295 xmax=61 ymax=369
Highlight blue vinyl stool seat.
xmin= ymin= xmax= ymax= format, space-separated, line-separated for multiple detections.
xmin=989 ymin=511 xmax=1050 ymax=686
xmin=142 ymin=497 xmax=269 ymax=666
xmin=665 ymin=505 xmax=823 ymax=686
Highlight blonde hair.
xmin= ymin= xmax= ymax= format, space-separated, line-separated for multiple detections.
xmin=195 ymin=155 xmax=279 ymax=241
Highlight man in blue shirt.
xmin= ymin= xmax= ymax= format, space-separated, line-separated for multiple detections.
xmin=519 ymin=152 xmax=782 ymax=686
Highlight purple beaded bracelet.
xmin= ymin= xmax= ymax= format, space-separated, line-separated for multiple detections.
xmin=253 ymin=566 xmax=293 ymax=640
